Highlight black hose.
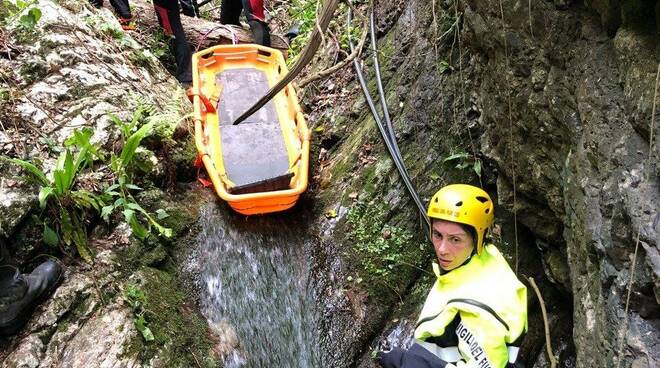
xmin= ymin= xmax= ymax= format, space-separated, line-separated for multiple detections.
xmin=348 ymin=9 xmax=431 ymax=233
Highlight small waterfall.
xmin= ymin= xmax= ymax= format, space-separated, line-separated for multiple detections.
xmin=194 ymin=203 xmax=321 ymax=367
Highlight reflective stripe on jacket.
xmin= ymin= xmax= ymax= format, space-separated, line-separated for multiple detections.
xmin=413 ymin=244 xmax=527 ymax=368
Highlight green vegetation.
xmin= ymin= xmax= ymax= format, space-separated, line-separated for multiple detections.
xmin=438 ymin=60 xmax=454 ymax=74
xmin=105 ymin=109 xmax=173 ymax=240
xmin=5 ymin=133 xmax=104 ymax=262
xmin=2 ymin=105 xmax=172 ymax=262
xmin=345 ymin=200 xmax=432 ymax=304
xmin=124 ymin=283 xmax=155 ymax=342
xmin=287 ymin=0 xmax=366 ymax=65
xmin=287 ymin=0 xmax=318 ymax=61
xmin=346 ymin=202 xmax=418 ymax=277
xmin=442 ymin=151 xmax=482 ymax=178
xmin=1 ymin=0 xmax=42 ymax=43
xmin=125 ymin=267 xmax=216 ymax=367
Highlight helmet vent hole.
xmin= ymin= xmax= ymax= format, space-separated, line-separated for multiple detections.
xmin=476 ymin=196 xmax=489 ymax=203
xmin=434 ymin=197 xmax=438 ymax=203
xmin=455 ymin=201 xmax=463 ymax=207
xmin=485 ymin=208 xmax=490 ymax=214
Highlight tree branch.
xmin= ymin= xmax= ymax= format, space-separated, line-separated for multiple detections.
xmin=297 ymin=14 xmax=368 ymax=88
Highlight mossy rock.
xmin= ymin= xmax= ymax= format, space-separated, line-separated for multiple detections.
xmin=342 ymin=200 xmax=432 ymax=303
xmin=125 ymin=267 xmax=216 ymax=367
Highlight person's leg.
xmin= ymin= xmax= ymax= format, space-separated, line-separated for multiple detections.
xmin=153 ymin=0 xmax=193 ymax=86
xmin=109 ymin=0 xmax=134 ymax=30
xmin=220 ymin=0 xmax=243 ymax=25
xmin=376 ymin=344 xmax=451 ymax=368
xmin=108 ymin=0 xmax=132 ymax=19
xmin=242 ymin=0 xmax=270 ymax=46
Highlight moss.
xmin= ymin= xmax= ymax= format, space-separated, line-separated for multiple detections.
xmin=140 ymin=244 xmax=168 ymax=267
xmin=343 ymin=201 xmax=432 ymax=303
xmin=19 ymin=58 xmax=49 ymax=84
xmin=125 ymin=267 xmax=216 ymax=368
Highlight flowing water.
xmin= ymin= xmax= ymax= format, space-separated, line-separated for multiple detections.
xmin=193 ymin=203 xmax=321 ymax=367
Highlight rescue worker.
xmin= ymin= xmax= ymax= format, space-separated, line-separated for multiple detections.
xmin=220 ymin=0 xmax=271 ymax=47
xmin=377 ymin=184 xmax=527 ymax=368
xmin=0 ymin=260 xmax=63 ymax=336
xmin=153 ymin=0 xmax=198 ymax=87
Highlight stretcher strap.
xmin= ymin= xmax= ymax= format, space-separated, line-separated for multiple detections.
xmin=187 ymin=87 xmax=216 ymax=113
xmin=194 ymin=154 xmax=213 ymax=187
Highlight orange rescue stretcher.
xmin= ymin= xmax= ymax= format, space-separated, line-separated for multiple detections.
xmin=190 ymin=44 xmax=310 ymax=215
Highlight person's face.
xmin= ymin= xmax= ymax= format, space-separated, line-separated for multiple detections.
xmin=431 ymin=220 xmax=474 ymax=271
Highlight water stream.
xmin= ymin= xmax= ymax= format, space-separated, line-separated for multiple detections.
xmin=193 ymin=203 xmax=321 ymax=367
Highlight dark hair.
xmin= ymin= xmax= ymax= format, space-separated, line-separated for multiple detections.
xmin=457 ymin=223 xmax=477 ymax=245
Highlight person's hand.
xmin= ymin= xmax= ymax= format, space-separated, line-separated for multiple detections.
xmin=179 ymin=0 xmax=198 ymax=17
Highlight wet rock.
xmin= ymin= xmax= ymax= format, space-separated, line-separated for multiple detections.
xmin=0 ymin=185 xmax=36 ymax=239
xmin=27 ymin=272 xmax=95 ymax=333
xmin=541 ymin=247 xmax=571 ymax=291
xmin=2 ymin=335 xmax=44 ymax=368
xmin=42 ymin=306 xmax=138 ymax=368
xmin=208 ymin=319 xmax=239 ymax=360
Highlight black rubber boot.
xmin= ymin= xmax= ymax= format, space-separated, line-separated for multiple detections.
xmin=0 ymin=260 xmax=63 ymax=336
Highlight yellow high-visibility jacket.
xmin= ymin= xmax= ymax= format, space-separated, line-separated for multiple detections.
xmin=414 ymin=244 xmax=527 ymax=368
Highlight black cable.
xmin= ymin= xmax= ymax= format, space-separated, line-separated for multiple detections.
xmin=348 ymin=8 xmax=430 ymax=234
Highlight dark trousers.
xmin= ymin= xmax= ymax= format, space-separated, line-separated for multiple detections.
xmin=220 ymin=0 xmax=270 ymax=47
xmin=377 ymin=343 xmax=450 ymax=368
xmin=153 ymin=0 xmax=193 ymax=85
xmin=89 ymin=0 xmax=132 ymax=18
xmin=109 ymin=0 xmax=131 ymax=18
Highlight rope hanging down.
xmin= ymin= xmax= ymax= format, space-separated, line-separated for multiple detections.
xmin=348 ymin=8 xmax=431 ymax=234
xmin=231 ymin=0 xmax=340 ymax=125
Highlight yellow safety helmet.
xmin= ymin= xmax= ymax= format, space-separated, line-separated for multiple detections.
xmin=427 ymin=184 xmax=494 ymax=254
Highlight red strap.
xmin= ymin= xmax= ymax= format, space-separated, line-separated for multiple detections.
xmin=197 ymin=177 xmax=213 ymax=187
xmin=188 ymin=88 xmax=216 ymax=113
xmin=194 ymin=153 xmax=204 ymax=168
xmin=195 ymin=154 xmax=213 ymax=187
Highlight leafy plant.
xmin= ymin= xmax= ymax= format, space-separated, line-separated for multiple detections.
xmin=64 ymin=127 xmax=105 ymax=169
xmin=442 ymin=151 xmax=482 ymax=178
xmin=438 ymin=60 xmax=454 ymax=74
xmin=17 ymin=5 xmax=40 ymax=30
xmin=103 ymin=109 xmax=172 ymax=239
xmin=287 ymin=0 xmax=318 ymax=63
xmin=124 ymin=284 xmax=155 ymax=342
xmin=108 ymin=105 xmax=153 ymax=141
xmin=4 ymin=135 xmax=102 ymax=261
xmin=1 ymin=0 xmax=42 ymax=42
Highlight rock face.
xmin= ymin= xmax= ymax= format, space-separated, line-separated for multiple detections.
xmin=1 ymin=253 xmax=139 ymax=368
xmin=309 ymin=0 xmax=658 ymax=367
xmin=1 ymin=1 xmax=213 ymax=367
xmin=0 ymin=0 xmax=178 ymax=242
xmin=471 ymin=1 xmax=659 ymax=366
xmin=0 ymin=0 xmax=657 ymax=367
